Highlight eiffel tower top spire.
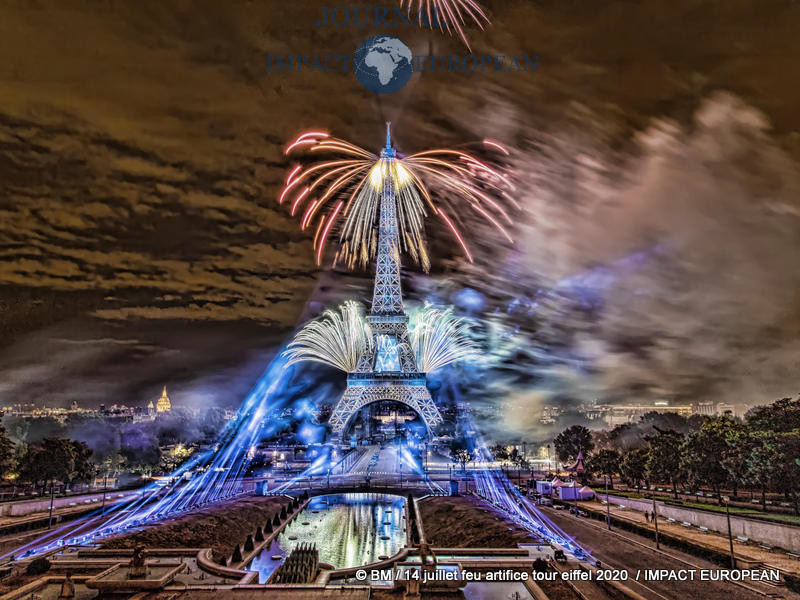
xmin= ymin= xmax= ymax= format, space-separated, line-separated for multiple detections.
xmin=369 ymin=121 xmax=405 ymax=317
xmin=384 ymin=121 xmax=393 ymax=156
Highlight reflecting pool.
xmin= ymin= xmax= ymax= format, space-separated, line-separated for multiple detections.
xmin=248 ymin=492 xmax=406 ymax=583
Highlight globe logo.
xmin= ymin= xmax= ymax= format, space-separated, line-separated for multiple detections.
xmin=354 ymin=35 xmax=414 ymax=94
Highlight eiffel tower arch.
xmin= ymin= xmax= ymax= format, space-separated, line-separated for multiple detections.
xmin=328 ymin=125 xmax=443 ymax=443
xmin=328 ymin=376 xmax=442 ymax=440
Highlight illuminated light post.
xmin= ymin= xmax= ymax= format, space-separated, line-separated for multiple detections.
xmin=652 ymin=491 xmax=660 ymax=550
xmin=573 ymin=482 xmax=579 ymax=517
xmin=47 ymin=480 xmax=55 ymax=530
xmin=101 ymin=467 xmax=109 ymax=512
xmin=722 ymin=495 xmax=736 ymax=569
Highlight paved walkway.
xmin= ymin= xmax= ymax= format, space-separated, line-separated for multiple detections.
xmin=543 ymin=507 xmax=784 ymax=600
xmin=580 ymin=499 xmax=800 ymax=574
xmin=0 ymin=491 xmax=138 ymax=528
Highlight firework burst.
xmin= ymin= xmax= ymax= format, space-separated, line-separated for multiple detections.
xmin=401 ymin=0 xmax=490 ymax=49
xmin=279 ymin=125 xmax=515 ymax=271
xmin=410 ymin=303 xmax=479 ymax=372
xmin=282 ymin=301 xmax=373 ymax=372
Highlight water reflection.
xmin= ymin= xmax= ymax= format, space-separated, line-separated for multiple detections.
xmin=248 ymin=493 xmax=406 ymax=583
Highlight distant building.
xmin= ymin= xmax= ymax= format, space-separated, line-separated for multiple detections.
xmin=581 ymin=401 xmax=606 ymax=421
xmin=133 ymin=405 xmax=154 ymax=423
xmin=156 ymin=386 xmax=171 ymax=413
xmin=539 ymin=405 xmax=561 ymax=424
xmin=694 ymin=401 xmax=715 ymax=416
xmin=601 ymin=401 xmax=692 ymax=427
xmin=715 ymin=402 xmax=741 ymax=417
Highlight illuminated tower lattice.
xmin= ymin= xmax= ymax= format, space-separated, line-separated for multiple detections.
xmin=328 ymin=126 xmax=443 ymax=441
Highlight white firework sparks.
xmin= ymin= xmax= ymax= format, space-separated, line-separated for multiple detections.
xmin=410 ymin=303 xmax=479 ymax=372
xmin=401 ymin=0 xmax=490 ymax=49
xmin=283 ymin=301 xmax=373 ymax=372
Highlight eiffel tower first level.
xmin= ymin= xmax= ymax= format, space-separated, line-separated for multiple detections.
xmin=328 ymin=124 xmax=443 ymax=442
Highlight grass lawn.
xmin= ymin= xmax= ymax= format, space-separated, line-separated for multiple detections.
xmin=595 ymin=488 xmax=800 ymax=526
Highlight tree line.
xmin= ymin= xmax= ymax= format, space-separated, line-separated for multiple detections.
xmin=552 ymin=396 xmax=800 ymax=514
xmin=0 ymin=428 xmax=96 ymax=494
xmin=0 ymin=407 xmax=230 ymax=492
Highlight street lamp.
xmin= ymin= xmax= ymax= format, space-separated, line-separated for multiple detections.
xmin=47 ymin=479 xmax=56 ymax=529
xmin=101 ymin=467 xmax=110 ymax=512
xmin=605 ymin=475 xmax=611 ymax=530
xmin=651 ymin=491 xmax=660 ymax=550
xmin=722 ymin=496 xmax=736 ymax=569
xmin=573 ymin=482 xmax=579 ymax=516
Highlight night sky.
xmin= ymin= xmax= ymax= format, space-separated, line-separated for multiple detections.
xmin=0 ymin=1 xmax=798 ymax=438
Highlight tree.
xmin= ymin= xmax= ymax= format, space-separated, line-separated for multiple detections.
xmin=680 ymin=417 xmax=738 ymax=498
xmin=639 ymin=412 xmax=693 ymax=435
xmin=720 ymin=426 xmax=753 ymax=498
xmin=70 ymin=441 xmax=96 ymax=486
xmin=449 ymin=436 xmax=473 ymax=473
xmin=587 ymin=449 xmax=621 ymax=488
xmin=746 ymin=397 xmax=800 ymax=433
xmin=18 ymin=438 xmax=76 ymax=494
xmin=773 ymin=432 xmax=800 ymax=515
xmin=607 ymin=424 xmax=646 ymax=452
xmin=489 ymin=444 xmax=508 ymax=463
xmin=747 ymin=431 xmax=783 ymax=510
xmin=645 ymin=429 xmax=683 ymax=499
xmin=554 ymin=425 xmax=593 ymax=465
xmin=747 ymin=430 xmax=800 ymax=514
xmin=120 ymin=425 xmax=162 ymax=476
xmin=619 ymin=447 xmax=648 ymax=493
xmin=0 ymin=422 xmax=16 ymax=478
xmin=509 ymin=448 xmax=528 ymax=470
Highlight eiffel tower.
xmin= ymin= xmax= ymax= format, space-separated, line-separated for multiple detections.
xmin=328 ymin=125 xmax=443 ymax=442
